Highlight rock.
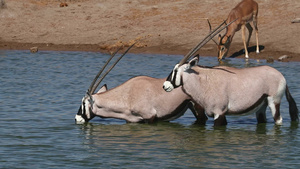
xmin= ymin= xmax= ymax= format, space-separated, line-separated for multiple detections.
xmin=291 ymin=18 xmax=300 ymax=23
xmin=60 ymin=2 xmax=68 ymax=7
xmin=278 ymin=55 xmax=290 ymax=62
xmin=0 ymin=0 xmax=7 ymax=9
xmin=30 ymin=47 xmax=38 ymax=53
xmin=266 ymin=57 xmax=274 ymax=63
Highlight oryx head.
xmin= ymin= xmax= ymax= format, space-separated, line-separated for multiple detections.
xmin=162 ymin=19 xmax=236 ymax=92
xmin=163 ymin=55 xmax=199 ymax=92
xmin=217 ymin=34 xmax=231 ymax=61
xmin=75 ymin=43 xmax=136 ymax=124
xmin=75 ymin=85 xmax=107 ymax=124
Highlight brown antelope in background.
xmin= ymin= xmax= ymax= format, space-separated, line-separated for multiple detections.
xmin=75 ymin=44 xmax=207 ymax=124
xmin=163 ymin=54 xmax=299 ymax=126
xmin=217 ymin=0 xmax=259 ymax=61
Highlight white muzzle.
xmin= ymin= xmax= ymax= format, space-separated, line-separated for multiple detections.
xmin=163 ymin=81 xmax=174 ymax=92
xmin=75 ymin=115 xmax=86 ymax=124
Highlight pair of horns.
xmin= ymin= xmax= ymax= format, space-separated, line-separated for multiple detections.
xmin=87 ymin=42 xmax=136 ymax=94
xmin=178 ymin=18 xmax=238 ymax=65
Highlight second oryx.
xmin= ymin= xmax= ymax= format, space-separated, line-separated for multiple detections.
xmin=163 ymin=55 xmax=299 ymax=126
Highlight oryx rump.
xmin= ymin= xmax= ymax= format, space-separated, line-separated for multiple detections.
xmin=163 ymin=55 xmax=299 ymax=126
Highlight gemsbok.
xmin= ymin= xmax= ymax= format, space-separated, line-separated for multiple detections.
xmin=163 ymin=54 xmax=299 ymax=126
xmin=75 ymin=19 xmax=237 ymax=124
xmin=217 ymin=0 xmax=259 ymax=61
xmin=75 ymin=44 xmax=207 ymax=124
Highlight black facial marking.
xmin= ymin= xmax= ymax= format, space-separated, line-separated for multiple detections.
xmin=77 ymin=102 xmax=89 ymax=122
xmin=166 ymin=70 xmax=173 ymax=82
xmin=77 ymin=106 xmax=82 ymax=115
xmin=171 ymin=68 xmax=178 ymax=86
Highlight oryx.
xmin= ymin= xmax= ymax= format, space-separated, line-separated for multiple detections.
xmin=163 ymin=55 xmax=299 ymax=126
xmin=161 ymin=18 xmax=298 ymax=126
xmin=75 ymin=44 xmax=206 ymax=124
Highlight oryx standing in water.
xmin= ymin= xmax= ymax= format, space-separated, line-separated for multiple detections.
xmin=161 ymin=18 xmax=298 ymax=126
xmin=75 ymin=44 xmax=206 ymax=124
xmin=163 ymin=54 xmax=299 ymax=126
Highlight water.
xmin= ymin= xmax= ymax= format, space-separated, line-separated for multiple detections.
xmin=0 ymin=50 xmax=299 ymax=168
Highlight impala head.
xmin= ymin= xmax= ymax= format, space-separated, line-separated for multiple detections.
xmin=163 ymin=55 xmax=199 ymax=92
xmin=217 ymin=34 xmax=231 ymax=61
xmin=75 ymin=43 xmax=136 ymax=124
xmin=75 ymin=85 xmax=107 ymax=124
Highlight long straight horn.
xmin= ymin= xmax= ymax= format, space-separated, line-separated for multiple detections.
xmin=87 ymin=45 xmax=123 ymax=94
xmin=90 ymin=42 xmax=136 ymax=94
xmin=178 ymin=18 xmax=238 ymax=65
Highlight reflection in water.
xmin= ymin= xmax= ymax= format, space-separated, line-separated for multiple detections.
xmin=78 ymin=121 xmax=299 ymax=168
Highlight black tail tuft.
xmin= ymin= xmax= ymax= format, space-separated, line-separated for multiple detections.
xmin=285 ymin=85 xmax=299 ymax=122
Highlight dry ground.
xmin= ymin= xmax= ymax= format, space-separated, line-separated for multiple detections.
xmin=0 ymin=0 xmax=299 ymax=61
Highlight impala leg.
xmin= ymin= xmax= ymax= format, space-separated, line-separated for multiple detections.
xmin=268 ymin=97 xmax=283 ymax=125
xmin=245 ymin=23 xmax=253 ymax=47
xmin=214 ymin=114 xmax=227 ymax=126
xmin=241 ymin=25 xmax=249 ymax=58
xmin=253 ymin=15 xmax=259 ymax=53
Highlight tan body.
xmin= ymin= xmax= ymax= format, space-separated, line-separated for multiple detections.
xmin=218 ymin=0 xmax=259 ymax=60
xmin=76 ymin=76 xmax=206 ymax=124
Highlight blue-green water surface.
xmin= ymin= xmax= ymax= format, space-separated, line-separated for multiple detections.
xmin=0 ymin=50 xmax=299 ymax=168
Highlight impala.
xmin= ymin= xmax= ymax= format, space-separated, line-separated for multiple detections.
xmin=217 ymin=0 xmax=259 ymax=61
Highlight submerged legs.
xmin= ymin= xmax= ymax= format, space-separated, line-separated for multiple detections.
xmin=256 ymin=101 xmax=268 ymax=123
xmin=189 ymin=102 xmax=208 ymax=125
xmin=268 ymin=97 xmax=283 ymax=125
xmin=214 ymin=114 xmax=227 ymax=126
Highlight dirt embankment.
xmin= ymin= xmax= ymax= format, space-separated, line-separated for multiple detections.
xmin=0 ymin=0 xmax=299 ymax=61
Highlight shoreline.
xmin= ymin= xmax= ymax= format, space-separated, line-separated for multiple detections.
xmin=1 ymin=0 xmax=299 ymax=62
xmin=1 ymin=41 xmax=299 ymax=62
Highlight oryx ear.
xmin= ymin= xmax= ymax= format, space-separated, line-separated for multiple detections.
xmin=187 ymin=55 xmax=199 ymax=69
xmin=97 ymin=84 xmax=107 ymax=93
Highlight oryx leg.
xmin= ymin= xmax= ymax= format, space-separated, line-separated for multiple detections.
xmin=241 ymin=24 xmax=249 ymax=58
xmin=189 ymin=102 xmax=207 ymax=125
xmin=214 ymin=113 xmax=227 ymax=126
xmin=256 ymin=101 xmax=268 ymax=124
xmin=253 ymin=15 xmax=259 ymax=53
xmin=267 ymin=97 xmax=283 ymax=125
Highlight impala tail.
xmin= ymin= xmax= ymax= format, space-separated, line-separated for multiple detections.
xmin=285 ymin=85 xmax=299 ymax=122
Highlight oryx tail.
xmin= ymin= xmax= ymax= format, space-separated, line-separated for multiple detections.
xmin=286 ymin=85 xmax=299 ymax=121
